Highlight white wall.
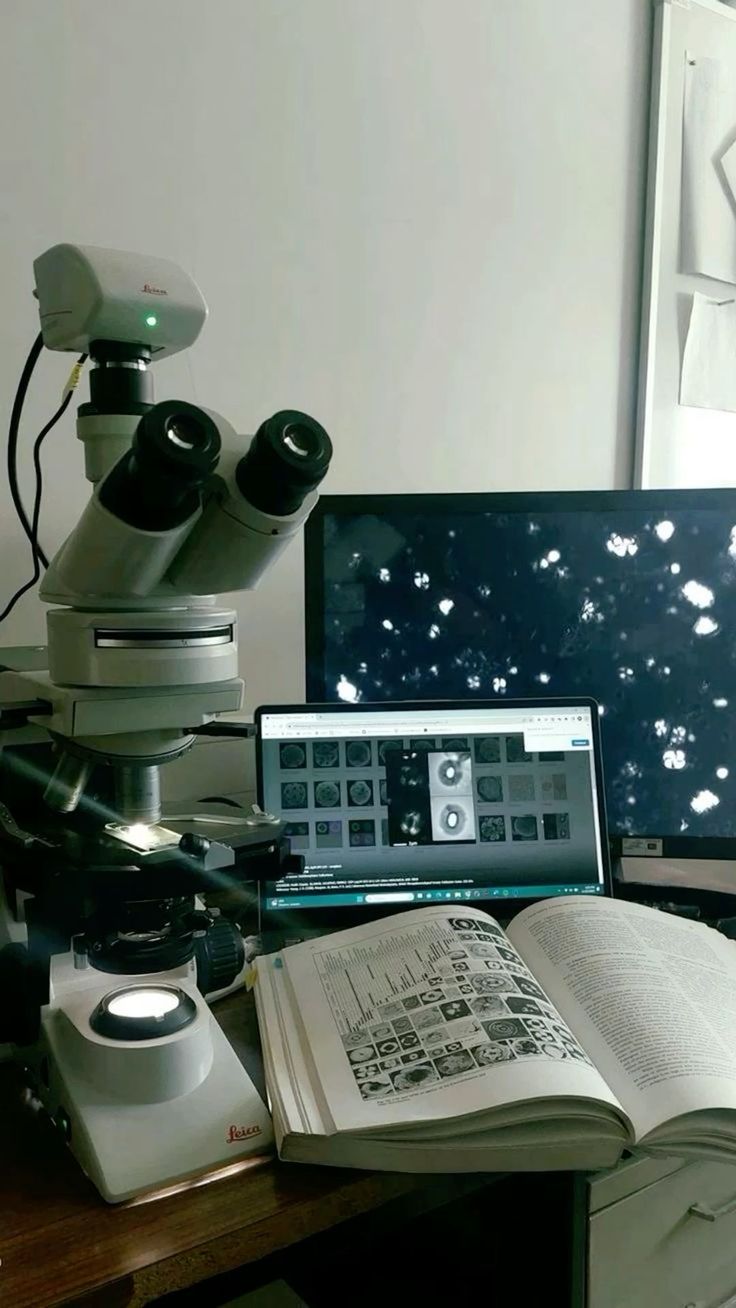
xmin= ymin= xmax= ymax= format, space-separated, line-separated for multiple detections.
xmin=0 ymin=0 xmax=652 ymax=714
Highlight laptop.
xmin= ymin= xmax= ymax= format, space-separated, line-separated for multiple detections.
xmin=256 ymin=697 xmax=611 ymax=946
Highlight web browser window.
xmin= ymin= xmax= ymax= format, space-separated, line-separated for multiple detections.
xmin=258 ymin=702 xmax=607 ymax=911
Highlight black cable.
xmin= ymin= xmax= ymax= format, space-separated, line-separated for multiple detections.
xmin=0 ymin=393 xmax=72 ymax=623
xmin=7 ymin=333 xmax=47 ymax=567
xmin=0 ymin=356 xmax=87 ymax=625
xmin=32 ymin=385 xmax=80 ymax=541
xmin=0 ymin=570 xmax=40 ymax=624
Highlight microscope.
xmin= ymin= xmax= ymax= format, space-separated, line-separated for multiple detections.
xmin=0 ymin=244 xmax=332 ymax=1201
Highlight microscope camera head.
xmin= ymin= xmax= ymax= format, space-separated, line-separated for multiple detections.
xmin=33 ymin=243 xmax=207 ymax=360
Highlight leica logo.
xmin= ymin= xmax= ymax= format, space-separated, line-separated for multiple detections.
xmin=142 ymin=283 xmax=168 ymax=296
xmin=227 ymin=1123 xmax=262 ymax=1144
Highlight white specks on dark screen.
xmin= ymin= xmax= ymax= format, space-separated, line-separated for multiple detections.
xmin=681 ymin=580 xmax=714 ymax=609
xmin=694 ymin=616 xmax=719 ymax=636
xmin=321 ymin=505 xmax=736 ymax=839
xmin=336 ymin=676 xmax=359 ymax=703
xmin=606 ymin=533 xmax=639 ymax=557
xmin=691 ymin=790 xmax=719 ymax=814
xmin=581 ymin=599 xmax=604 ymax=624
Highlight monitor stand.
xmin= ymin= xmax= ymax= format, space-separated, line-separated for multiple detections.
xmin=613 ymin=857 xmax=736 ymax=927
xmin=616 ymin=856 xmax=736 ymax=897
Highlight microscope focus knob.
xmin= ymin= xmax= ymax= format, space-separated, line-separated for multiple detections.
xmin=178 ymin=832 xmax=211 ymax=859
xmin=195 ymin=917 xmax=245 ymax=997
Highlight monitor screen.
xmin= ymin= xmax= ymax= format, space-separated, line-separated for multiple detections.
xmin=257 ymin=699 xmax=609 ymax=912
xmin=304 ymin=491 xmax=736 ymax=854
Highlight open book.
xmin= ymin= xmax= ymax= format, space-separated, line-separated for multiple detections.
xmin=255 ymin=896 xmax=736 ymax=1172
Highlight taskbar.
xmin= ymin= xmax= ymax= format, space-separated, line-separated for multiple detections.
xmin=265 ymin=883 xmax=604 ymax=910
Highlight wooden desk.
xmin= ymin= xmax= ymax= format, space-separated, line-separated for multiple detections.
xmin=0 ymin=993 xmax=478 ymax=1308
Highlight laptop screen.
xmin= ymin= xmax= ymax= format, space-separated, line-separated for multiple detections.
xmin=256 ymin=698 xmax=610 ymax=913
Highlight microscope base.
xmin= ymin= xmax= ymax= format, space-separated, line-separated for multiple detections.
xmin=27 ymin=980 xmax=273 ymax=1203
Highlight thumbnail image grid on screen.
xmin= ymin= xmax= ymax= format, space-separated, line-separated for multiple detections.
xmin=262 ymin=727 xmax=602 ymax=891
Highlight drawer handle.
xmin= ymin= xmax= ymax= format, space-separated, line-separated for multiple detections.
xmin=689 ymin=1193 xmax=736 ymax=1223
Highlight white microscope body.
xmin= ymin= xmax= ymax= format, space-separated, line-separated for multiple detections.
xmin=0 ymin=244 xmax=332 ymax=1201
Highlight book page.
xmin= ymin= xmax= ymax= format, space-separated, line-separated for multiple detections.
xmin=509 ymin=897 xmax=736 ymax=1141
xmin=276 ymin=904 xmax=626 ymax=1136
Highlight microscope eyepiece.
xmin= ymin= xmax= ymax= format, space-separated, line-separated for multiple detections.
xmin=135 ymin=401 xmax=220 ymax=477
xmin=166 ymin=414 xmax=209 ymax=452
xmin=235 ymin=409 xmax=332 ymax=517
xmin=281 ymin=419 xmax=324 ymax=460
xmin=99 ymin=400 xmax=221 ymax=531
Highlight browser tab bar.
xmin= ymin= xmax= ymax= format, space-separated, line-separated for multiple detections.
xmin=261 ymin=706 xmax=593 ymax=741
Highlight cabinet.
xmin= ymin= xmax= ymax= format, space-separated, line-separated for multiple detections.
xmin=586 ymin=1153 xmax=736 ymax=1308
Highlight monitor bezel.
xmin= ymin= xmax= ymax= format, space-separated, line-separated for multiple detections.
xmin=255 ymin=695 xmax=613 ymax=915
xmin=304 ymin=489 xmax=736 ymax=859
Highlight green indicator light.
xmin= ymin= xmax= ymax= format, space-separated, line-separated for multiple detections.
xmin=145 ymin=314 xmax=158 ymax=327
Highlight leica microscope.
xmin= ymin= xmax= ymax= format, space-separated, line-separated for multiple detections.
xmin=0 ymin=244 xmax=332 ymax=1200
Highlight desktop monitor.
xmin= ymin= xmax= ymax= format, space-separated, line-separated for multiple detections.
xmin=304 ymin=490 xmax=736 ymax=858
xmin=256 ymin=697 xmax=610 ymax=918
